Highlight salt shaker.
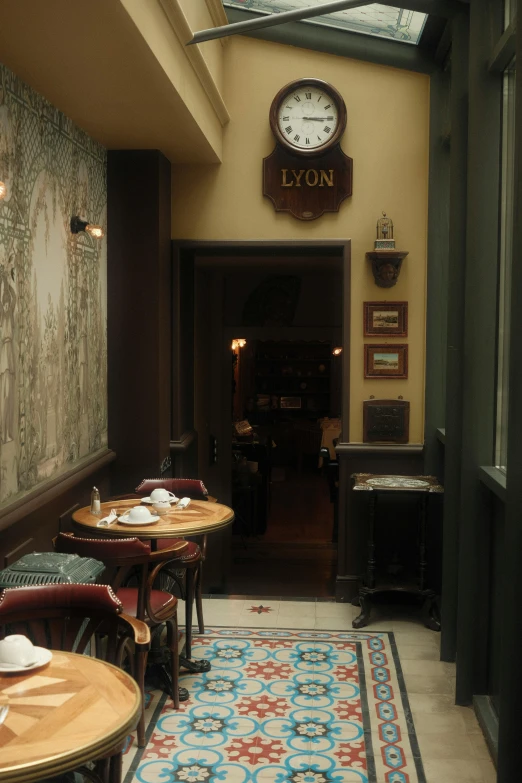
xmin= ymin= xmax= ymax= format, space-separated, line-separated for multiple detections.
xmin=90 ymin=486 xmax=101 ymax=516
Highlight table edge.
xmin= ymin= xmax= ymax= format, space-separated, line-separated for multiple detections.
xmin=71 ymin=500 xmax=235 ymax=538
xmin=0 ymin=652 xmax=141 ymax=783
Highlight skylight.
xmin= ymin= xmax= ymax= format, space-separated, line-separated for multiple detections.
xmin=223 ymin=2 xmax=428 ymax=45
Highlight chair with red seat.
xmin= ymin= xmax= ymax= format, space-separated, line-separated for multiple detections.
xmin=54 ymin=534 xmax=189 ymax=740
xmin=0 ymin=582 xmax=151 ymax=780
xmin=135 ymin=478 xmax=213 ymax=638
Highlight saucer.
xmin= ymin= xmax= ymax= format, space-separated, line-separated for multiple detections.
xmin=141 ymin=496 xmax=178 ymax=505
xmin=118 ymin=514 xmax=160 ymax=525
xmin=0 ymin=647 xmax=52 ymax=673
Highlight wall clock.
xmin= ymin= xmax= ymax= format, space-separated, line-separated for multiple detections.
xmin=269 ymin=78 xmax=347 ymax=156
xmin=263 ymin=78 xmax=353 ymax=221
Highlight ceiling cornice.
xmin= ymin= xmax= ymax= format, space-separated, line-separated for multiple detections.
xmin=159 ymin=0 xmax=230 ymax=125
xmin=205 ymin=0 xmax=230 ymax=45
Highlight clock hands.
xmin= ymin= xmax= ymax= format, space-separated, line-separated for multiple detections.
xmin=302 ymin=117 xmax=331 ymax=121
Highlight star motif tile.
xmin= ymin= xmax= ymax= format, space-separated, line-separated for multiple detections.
xmin=248 ymin=605 xmax=273 ymax=614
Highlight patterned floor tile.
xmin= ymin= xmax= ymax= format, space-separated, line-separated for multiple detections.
xmin=125 ymin=627 xmax=429 ymax=783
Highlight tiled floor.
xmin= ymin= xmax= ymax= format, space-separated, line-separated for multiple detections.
xmin=123 ymin=598 xmax=495 ymax=783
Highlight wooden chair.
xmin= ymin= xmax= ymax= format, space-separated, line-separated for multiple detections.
xmin=135 ymin=478 xmax=214 ymax=638
xmin=54 ymin=534 xmax=188 ymax=742
xmin=0 ymin=582 xmax=150 ymax=782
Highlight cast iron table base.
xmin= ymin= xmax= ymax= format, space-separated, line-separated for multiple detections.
xmin=352 ymin=586 xmax=440 ymax=631
xmin=148 ymin=628 xmax=212 ymax=701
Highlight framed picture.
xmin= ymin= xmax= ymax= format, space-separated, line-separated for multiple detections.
xmin=280 ymin=396 xmax=301 ymax=409
xmin=364 ymin=344 xmax=408 ymax=379
xmin=364 ymin=301 xmax=408 ymax=337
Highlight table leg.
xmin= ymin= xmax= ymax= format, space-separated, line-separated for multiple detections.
xmin=422 ymin=592 xmax=441 ymax=631
xmin=147 ymin=628 xmax=190 ymax=701
xmin=353 ymin=494 xmax=377 ymax=629
xmin=109 ymin=753 xmax=122 ymax=783
xmin=419 ymin=495 xmax=427 ymax=592
xmin=352 ymin=590 xmax=371 ymax=629
xmin=367 ymin=494 xmax=377 ymax=590
xmin=181 ymin=567 xmax=211 ymax=674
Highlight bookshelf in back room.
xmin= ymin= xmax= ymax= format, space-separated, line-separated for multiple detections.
xmin=252 ymin=340 xmax=334 ymax=421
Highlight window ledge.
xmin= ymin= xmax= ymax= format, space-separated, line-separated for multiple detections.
xmin=478 ymin=466 xmax=506 ymax=503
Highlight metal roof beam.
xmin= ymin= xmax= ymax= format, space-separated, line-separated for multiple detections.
xmin=188 ymin=0 xmax=466 ymax=45
xmin=188 ymin=0 xmax=371 ymax=45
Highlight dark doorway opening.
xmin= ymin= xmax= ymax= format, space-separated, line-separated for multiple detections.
xmin=173 ymin=241 xmax=350 ymax=597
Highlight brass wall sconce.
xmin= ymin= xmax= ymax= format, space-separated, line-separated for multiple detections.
xmin=231 ymin=339 xmax=247 ymax=350
xmin=332 ymin=347 xmax=343 ymax=355
xmin=70 ymin=215 xmax=104 ymax=239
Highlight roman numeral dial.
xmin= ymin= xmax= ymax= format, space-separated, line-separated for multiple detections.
xmin=271 ymin=79 xmax=346 ymax=154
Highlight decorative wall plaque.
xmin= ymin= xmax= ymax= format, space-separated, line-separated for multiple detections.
xmin=363 ymin=399 xmax=410 ymax=444
xmin=264 ymin=78 xmax=353 ymax=220
xmin=263 ymin=145 xmax=353 ymax=221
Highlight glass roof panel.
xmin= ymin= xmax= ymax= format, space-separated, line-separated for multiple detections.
xmin=223 ymin=2 xmax=428 ymax=45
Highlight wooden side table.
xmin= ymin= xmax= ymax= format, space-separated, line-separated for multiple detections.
xmin=351 ymin=473 xmax=443 ymax=630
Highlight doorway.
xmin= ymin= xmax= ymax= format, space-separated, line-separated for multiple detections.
xmin=173 ymin=241 xmax=351 ymax=596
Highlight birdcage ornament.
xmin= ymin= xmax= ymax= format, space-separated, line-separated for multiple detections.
xmin=375 ymin=212 xmax=395 ymax=250
xmin=366 ymin=211 xmax=408 ymax=288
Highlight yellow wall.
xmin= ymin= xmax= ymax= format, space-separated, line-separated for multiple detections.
xmin=172 ymin=37 xmax=430 ymax=443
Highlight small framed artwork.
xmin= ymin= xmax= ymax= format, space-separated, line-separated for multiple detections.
xmin=364 ymin=301 xmax=408 ymax=337
xmin=364 ymin=344 xmax=408 ymax=379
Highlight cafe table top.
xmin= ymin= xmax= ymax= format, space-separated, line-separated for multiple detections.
xmin=72 ymin=498 xmax=235 ymax=539
xmin=0 ymin=650 xmax=141 ymax=782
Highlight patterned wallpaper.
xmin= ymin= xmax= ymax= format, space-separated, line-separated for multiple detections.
xmin=0 ymin=61 xmax=107 ymax=509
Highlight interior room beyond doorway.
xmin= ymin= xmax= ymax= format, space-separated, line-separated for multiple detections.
xmin=194 ymin=251 xmax=345 ymax=597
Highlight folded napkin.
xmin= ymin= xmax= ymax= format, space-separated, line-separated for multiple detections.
xmin=97 ymin=509 xmax=118 ymax=527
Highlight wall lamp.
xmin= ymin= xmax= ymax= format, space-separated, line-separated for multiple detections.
xmin=232 ymin=339 xmax=247 ymax=350
xmin=70 ymin=215 xmax=104 ymax=239
xmin=332 ymin=347 xmax=343 ymax=356
xmin=0 ymin=181 xmax=7 ymax=201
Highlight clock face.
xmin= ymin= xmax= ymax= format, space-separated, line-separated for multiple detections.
xmin=270 ymin=79 xmax=346 ymax=155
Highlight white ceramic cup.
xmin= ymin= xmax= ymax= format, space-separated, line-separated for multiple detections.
xmin=0 ymin=634 xmax=37 ymax=666
xmin=128 ymin=505 xmax=153 ymax=522
xmin=150 ymin=488 xmax=177 ymax=503
xmin=152 ymin=500 xmax=171 ymax=516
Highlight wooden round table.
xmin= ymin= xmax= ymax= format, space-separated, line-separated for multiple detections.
xmin=72 ymin=498 xmax=235 ymax=679
xmin=72 ymin=498 xmax=235 ymax=540
xmin=0 ymin=651 xmax=141 ymax=783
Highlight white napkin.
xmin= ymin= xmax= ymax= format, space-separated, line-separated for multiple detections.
xmin=97 ymin=509 xmax=118 ymax=527
xmin=176 ymin=497 xmax=191 ymax=510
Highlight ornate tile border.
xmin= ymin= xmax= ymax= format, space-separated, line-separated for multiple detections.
xmin=124 ymin=628 xmax=426 ymax=783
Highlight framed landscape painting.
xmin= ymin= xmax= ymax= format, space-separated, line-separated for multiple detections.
xmin=364 ymin=301 xmax=408 ymax=337
xmin=364 ymin=344 xmax=408 ymax=379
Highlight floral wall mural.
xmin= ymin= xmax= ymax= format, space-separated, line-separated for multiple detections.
xmin=0 ymin=61 xmax=107 ymax=509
